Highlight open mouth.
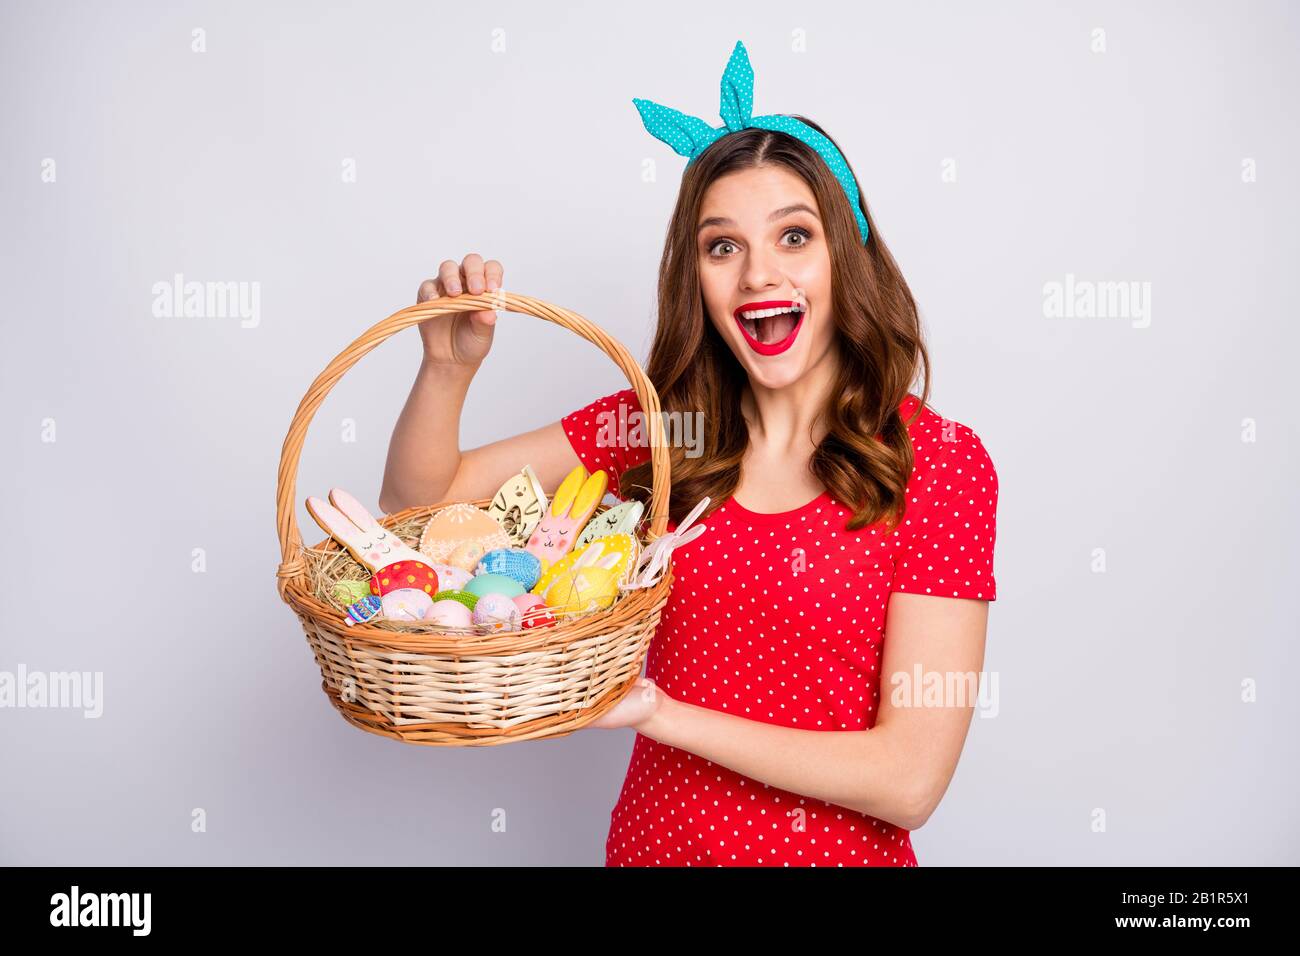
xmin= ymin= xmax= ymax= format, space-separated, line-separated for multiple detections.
xmin=733 ymin=300 xmax=807 ymax=356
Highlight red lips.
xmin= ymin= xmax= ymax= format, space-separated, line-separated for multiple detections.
xmin=732 ymin=300 xmax=806 ymax=356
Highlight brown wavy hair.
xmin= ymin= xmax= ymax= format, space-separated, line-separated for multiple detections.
xmin=618 ymin=117 xmax=932 ymax=533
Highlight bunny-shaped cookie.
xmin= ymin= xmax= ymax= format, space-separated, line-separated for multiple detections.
xmin=524 ymin=465 xmax=607 ymax=569
xmin=535 ymin=534 xmax=637 ymax=617
xmin=306 ymin=488 xmax=440 ymax=625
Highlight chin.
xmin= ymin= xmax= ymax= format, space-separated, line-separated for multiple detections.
xmin=733 ymin=344 xmax=809 ymax=390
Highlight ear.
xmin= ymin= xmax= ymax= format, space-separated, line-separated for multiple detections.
xmin=622 ymin=500 xmax=646 ymax=533
xmin=550 ymin=465 xmax=587 ymax=518
xmin=306 ymin=496 xmax=364 ymax=553
xmin=594 ymin=552 xmax=623 ymax=571
xmin=328 ymin=488 xmax=381 ymax=533
xmin=570 ymin=470 xmax=608 ymax=523
xmin=572 ymin=540 xmax=607 ymax=569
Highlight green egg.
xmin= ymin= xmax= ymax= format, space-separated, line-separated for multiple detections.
xmin=433 ymin=589 xmax=479 ymax=611
xmin=464 ymin=573 xmax=525 ymax=599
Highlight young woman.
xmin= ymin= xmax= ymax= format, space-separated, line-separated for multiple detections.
xmin=380 ymin=118 xmax=998 ymax=867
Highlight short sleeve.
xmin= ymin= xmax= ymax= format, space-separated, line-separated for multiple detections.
xmin=890 ymin=426 xmax=999 ymax=601
xmin=560 ymin=387 xmax=651 ymax=498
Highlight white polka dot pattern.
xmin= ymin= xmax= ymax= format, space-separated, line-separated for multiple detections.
xmin=561 ymin=388 xmax=999 ymax=866
xmin=631 ymin=39 xmax=872 ymax=244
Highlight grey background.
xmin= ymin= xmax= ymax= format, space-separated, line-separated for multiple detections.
xmin=2 ymin=0 xmax=1296 ymax=865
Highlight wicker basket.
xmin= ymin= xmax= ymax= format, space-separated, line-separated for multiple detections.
xmin=274 ymin=291 xmax=674 ymax=746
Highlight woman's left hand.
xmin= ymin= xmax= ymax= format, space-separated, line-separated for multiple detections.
xmin=589 ymin=677 xmax=668 ymax=731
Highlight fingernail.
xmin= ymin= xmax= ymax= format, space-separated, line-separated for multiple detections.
xmin=487 ymin=279 xmax=499 ymax=292
xmin=469 ymin=279 xmax=483 ymax=294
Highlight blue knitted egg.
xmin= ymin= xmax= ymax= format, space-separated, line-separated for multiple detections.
xmin=476 ymin=548 xmax=542 ymax=590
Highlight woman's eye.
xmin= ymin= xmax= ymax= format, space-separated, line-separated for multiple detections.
xmin=707 ymin=227 xmax=811 ymax=258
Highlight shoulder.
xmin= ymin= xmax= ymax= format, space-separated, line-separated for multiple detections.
xmin=560 ymin=388 xmax=649 ymax=493
xmin=561 ymin=387 xmax=641 ymax=434
xmin=889 ymin=395 xmax=999 ymax=599
xmin=562 ymin=387 xmax=641 ymax=421
xmin=897 ymin=394 xmax=998 ymax=500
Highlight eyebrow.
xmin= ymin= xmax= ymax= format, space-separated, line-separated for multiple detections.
xmin=696 ymin=203 xmax=820 ymax=235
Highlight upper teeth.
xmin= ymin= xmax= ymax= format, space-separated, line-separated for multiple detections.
xmin=740 ymin=304 xmax=805 ymax=320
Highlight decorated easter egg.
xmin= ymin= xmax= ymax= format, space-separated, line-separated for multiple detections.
xmin=513 ymin=592 xmax=557 ymax=630
xmin=513 ymin=592 xmax=546 ymax=614
xmin=432 ymin=589 xmax=478 ymax=611
xmin=472 ymin=593 xmax=521 ymax=632
xmin=577 ymin=500 xmax=645 ymax=547
xmin=426 ymin=599 xmax=473 ymax=629
xmin=487 ymin=464 xmax=549 ymax=547
xmin=381 ymin=589 xmax=436 ymax=621
xmin=428 ymin=562 xmax=472 ymax=591
xmin=464 ymin=573 xmax=525 ymax=600
xmin=369 ymin=560 xmax=439 ymax=598
xmin=333 ymin=579 xmax=373 ymax=605
xmin=477 ymin=548 xmax=542 ymax=590
xmin=446 ymin=540 xmax=490 ymax=573
xmin=419 ymin=502 xmax=511 ymax=564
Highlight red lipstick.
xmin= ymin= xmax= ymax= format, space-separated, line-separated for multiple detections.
xmin=732 ymin=299 xmax=807 ymax=356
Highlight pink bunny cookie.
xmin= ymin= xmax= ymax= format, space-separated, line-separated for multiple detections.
xmin=306 ymin=488 xmax=440 ymax=625
xmin=524 ymin=465 xmax=608 ymax=569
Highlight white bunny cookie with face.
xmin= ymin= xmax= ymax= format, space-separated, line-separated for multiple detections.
xmin=306 ymin=488 xmax=440 ymax=625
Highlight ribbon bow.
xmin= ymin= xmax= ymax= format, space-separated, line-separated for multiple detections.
xmin=620 ymin=497 xmax=712 ymax=592
xmin=632 ymin=40 xmax=871 ymax=244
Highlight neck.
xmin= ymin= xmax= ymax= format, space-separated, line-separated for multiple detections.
xmin=741 ymin=340 xmax=841 ymax=453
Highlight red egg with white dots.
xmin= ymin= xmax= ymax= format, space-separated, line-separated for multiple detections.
xmin=514 ymin=592 xmax=556 ymax=629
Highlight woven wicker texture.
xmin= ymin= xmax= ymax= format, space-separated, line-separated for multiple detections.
xmin=275 ymin=292 xmax=674 ymax=746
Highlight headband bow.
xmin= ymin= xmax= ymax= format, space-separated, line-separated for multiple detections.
xmin=633 ymin=40 xmax=870 ymax=244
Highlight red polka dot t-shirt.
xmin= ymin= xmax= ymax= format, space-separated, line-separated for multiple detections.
xmin=561 ymin=388 xmax=998 ymax=866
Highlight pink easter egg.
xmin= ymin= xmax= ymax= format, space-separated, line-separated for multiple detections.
xmin=514 ymin=592 xmax=557 ymax=630
xmin=472 ymin=593 xmax=521 ymax=633
xmin=447 ymin=540 xmax=488 ymax=573
xmin=380 ymin=589 xmax=435 ymax=622
xmin=513 ymin=592 xmax=546 ymax=613
xmin=427 ymin=599 xmax=473 ymax=629
xmin=429 ymin=562 xmax=472 ymax=591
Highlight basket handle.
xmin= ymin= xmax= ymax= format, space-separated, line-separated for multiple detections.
xmin=274 ymin=291 xmax=672 ymax=597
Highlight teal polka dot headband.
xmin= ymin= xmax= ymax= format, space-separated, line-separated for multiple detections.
xmin=633 ymin=39 xmax=870 ymax=244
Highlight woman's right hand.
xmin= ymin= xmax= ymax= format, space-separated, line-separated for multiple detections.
xmin=416 ymin=254 xmax=503 ymax=368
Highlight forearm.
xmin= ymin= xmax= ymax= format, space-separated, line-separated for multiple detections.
xmin=639 ymin=695 xmax=927 ymax=830
xmin=379 ymin=358 xmax=476 ymax=513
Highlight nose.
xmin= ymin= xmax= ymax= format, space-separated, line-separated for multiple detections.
xmin=738 ymin=243 xmax=784 ymax=294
